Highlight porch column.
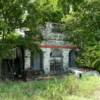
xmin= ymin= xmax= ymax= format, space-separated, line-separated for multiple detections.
xmin=63 ymin=49 xmax=71 ymax=71
xmin=24 ymin=49 xmax=31 ymax=70
xmin=42 ymin=48 xmax=51 ymax=74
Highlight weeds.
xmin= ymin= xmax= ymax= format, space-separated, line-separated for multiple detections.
xmin=0 ymin=75 xmax=100 ymax=100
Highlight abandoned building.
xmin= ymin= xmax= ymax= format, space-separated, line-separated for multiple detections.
xmin=25 ymin=22 xmax=77 ymax=74
xmin=0 ymin=22 xmax=78 ymax=80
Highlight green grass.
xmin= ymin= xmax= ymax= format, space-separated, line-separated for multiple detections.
xmin=0 ymin=75 xmax=100 ymax=100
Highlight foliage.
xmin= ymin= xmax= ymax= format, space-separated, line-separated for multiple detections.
xmin=61 ymin=0 xmax=100 ymax=70
xmin=33 ymin=0 xmax=63 ymax=22
xmin=0 ymin=0 xmax=100 ymax=69
xmin=0 ymin=76 xmax=100 ymax=100
xmin=77 ymin=44 xmax=100 ymax=70
xmin=0 ymin=0 xmax=43 ymax=58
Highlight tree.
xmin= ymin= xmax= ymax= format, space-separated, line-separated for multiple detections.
xmin=0 ymin=0 xmax=43 ymax=58
xmin=33 ymin=0 xmax=63 ymax=22
xmin=61 ymin=0 xmax=100 ymax=69
xmin=0 ymin=0 xmax=44 ymax=79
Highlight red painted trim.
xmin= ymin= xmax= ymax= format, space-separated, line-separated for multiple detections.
xmin=44 ymin=39 xmax=64 ymax=41
xmin=40 ymin=45 xmax=77 ymax=49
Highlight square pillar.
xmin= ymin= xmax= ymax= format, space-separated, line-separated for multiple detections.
xmin=24 ymin=49 xmax=31 ymax=70
xmin=42 ymin=48 xmax=51 ymax=74
xmin=63 ymin=49 xmax=70 ymax=71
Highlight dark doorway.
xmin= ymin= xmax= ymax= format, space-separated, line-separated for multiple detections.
xmin=50 ymin=49 xmax=63 ymax=73
xmin=1 ymin=47 xmax=24 ymax=80
xmin=69 ymin=49 xmax=77 ymax=67
xmin=31 ymin=51 xmax=43 ymax=72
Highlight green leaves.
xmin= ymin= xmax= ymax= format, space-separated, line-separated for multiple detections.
xmin=61 ymin=0 xmax=100 ymax=70
xmin=76 ymin=44 xmax=100 ymax=70
xmin=0 ymin=0 xmax=44 ymax=58
xmin=34 ymin=0 xmax=63 ymax=22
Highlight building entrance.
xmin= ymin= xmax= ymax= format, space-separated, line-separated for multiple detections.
xmin=50 ymin=49 xmax=63 ymax=73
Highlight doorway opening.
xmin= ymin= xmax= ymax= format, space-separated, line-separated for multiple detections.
xmin=31 ymin=51 xmax=43 ymax=72
xmin=50 ymin=49 xmax=63 ymax=73
xmin=69 ymin=49 xmax=77 ymax=68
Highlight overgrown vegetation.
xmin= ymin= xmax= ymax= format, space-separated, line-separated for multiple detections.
xmin=0 ymin=0 xmax=100 ymax=70
xmin=0 ymin=75 xmax=100 ymax=100
xmin=61 ymin=0 xmax=100 ymax=70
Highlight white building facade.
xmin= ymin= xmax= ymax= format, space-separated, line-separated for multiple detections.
xmin=24 ymin=22 xmax=77 ymax=74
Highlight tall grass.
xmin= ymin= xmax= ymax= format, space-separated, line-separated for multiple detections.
xmin=0 ymin=75 xmax=100 ymax=100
